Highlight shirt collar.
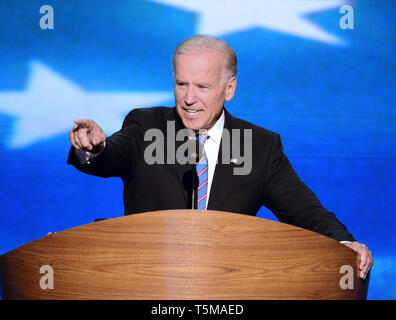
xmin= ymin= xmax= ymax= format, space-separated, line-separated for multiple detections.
xmin=206 ymin=110 xmax=224 ymax=146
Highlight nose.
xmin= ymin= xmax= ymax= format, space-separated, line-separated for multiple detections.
xmin=184 ymin=86 xmax=196 ymax=106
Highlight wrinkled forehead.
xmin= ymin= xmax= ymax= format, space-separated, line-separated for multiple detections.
xmin=174 ymin=51 xmax=226 ymax=81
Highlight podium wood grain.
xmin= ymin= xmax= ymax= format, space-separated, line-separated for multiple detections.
xmin=0 ymin=210 xmax=368 ymax=299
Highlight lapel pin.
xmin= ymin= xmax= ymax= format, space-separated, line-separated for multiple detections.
xmin=230 ymin=158 xmax=238 ymax=164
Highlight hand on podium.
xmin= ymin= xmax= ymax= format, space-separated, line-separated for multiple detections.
xmin=343 ymin=241 xmax=373 ymax=279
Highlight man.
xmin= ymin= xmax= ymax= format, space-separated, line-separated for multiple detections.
xmin=68 ymin=35 xmax=372 ymax=279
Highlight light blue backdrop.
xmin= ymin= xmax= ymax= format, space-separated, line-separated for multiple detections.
xmin=0 ymin=0 xmax=394 ymax=299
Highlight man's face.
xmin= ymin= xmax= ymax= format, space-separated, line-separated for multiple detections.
xmin=174 ymin=50 xmax=236 ymax=132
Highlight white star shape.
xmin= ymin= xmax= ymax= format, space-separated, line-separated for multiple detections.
xmin=0 ymin=61 xmax=173 ymax=148
xmin=153 ymin=0 xmax=349 ymax=44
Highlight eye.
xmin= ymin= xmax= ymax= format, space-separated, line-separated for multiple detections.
xmin=198 ymin=85 xmax=207 ymax=89
xmin=176 ymin=82 xmax=186 ymax=87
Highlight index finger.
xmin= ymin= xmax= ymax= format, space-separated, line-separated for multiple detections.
xmin=73 ymin=119 xmax=94 ymax=129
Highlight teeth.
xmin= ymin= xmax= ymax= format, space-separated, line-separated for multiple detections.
xmin=187 ymin=109 xmax=199 ymax=113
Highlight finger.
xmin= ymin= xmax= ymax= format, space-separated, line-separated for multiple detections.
xmin=360 ymin=255 xmax=368 ymax=279
xmin=69 ymin=128 xmax=79 ymax=149
xmin=363 ymin=251 xmax=373 ymax=274
xmin=360 ymin=244 xmax=369 ymax=268
xmin=78 ymin=129 xmax=93 ymax=151
xmin=73 ymin=130 xmax=83 ymax=150
xmin=359 ymin=246 xmax=372 ymax=279
xmin=90 ymin=127 xmax=105 ymax=146
xmin=88 ymin=127 xmax=98 ymax=146
xmin=74 ymin=119 xmax=94 ymax=130
xmin=360 ymin=253 xmax=367 ymax=271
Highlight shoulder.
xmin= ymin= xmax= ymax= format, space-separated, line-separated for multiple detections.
xmin=225 ymin=111 xmax=281 ymax=145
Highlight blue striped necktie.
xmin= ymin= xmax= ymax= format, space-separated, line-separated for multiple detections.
xmin=196 ymin=134 xmax=209 ymax=210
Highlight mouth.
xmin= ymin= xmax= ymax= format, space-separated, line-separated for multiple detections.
xmin=182 ymin=107 xmax=202 ymax=115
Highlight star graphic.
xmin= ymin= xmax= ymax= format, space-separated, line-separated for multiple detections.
xmin=153 ymin=0 xmax=349 ymax=44
xmin=0 ymin=61 xmax=173 ymax=148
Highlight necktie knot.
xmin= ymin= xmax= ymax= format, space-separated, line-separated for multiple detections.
xmin=197 ymin=133 xmax=209 ymax=146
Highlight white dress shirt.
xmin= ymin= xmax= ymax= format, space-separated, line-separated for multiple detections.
xmin=202 ymin=110 xmax=224 ymax=205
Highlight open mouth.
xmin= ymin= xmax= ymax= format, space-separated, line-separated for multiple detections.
xmin=182 ymin=107 xmax=202 ymax=114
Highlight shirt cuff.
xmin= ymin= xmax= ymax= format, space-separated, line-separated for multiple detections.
xmin=73 ymin=141 xmax=106 ymax=164
xmin=340 ymin=241 xmax=353 ymax=244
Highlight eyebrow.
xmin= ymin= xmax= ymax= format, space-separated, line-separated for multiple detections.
xmin=175 ymin=80 xmax=212 ymax=87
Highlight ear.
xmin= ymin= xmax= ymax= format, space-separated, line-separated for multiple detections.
xmin=225 ymin=76 xmax=237 ymax=101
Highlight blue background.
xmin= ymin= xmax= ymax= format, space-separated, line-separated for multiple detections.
xmin=0 ymin=0 xmax=394 ymax=299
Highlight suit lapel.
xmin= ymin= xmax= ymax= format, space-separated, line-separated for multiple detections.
xmin=207 ymin=110 xmax=237 ymax=210
xmin=164 ymin=108 xmax=194 ymax=208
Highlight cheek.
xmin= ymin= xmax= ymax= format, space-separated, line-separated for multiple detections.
xmin=204 ymin=93 xmax=223 ymax=111
xmin=174 ymin=89 xmax=182 ymax=102
xmin=199 ymin=92 xmax=214 ymax=107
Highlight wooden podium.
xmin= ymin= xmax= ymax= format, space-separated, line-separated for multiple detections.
xmin=0 ymin=210 xmax=369 ymax=299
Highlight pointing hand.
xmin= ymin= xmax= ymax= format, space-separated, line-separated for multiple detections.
xmin=69 ymin=119 xmax=106 ymax=153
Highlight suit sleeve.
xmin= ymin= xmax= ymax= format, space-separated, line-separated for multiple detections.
xmin=262 ymin=133 xmax=355 ymax=242
xmin=67 ymin=111 xmax=144 ymax=178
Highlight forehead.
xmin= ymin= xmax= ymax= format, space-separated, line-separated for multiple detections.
xmin=174 ymin=51 xmax=225 ymax=81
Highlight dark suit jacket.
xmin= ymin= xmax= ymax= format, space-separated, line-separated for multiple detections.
xmin=67 ymin=106 xmax=355 ymax=242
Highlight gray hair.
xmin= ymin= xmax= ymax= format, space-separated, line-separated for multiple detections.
xmin=172 ymin=35 xmax=237 ymax=82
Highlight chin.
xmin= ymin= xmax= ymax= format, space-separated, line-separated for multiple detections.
xmin=182 ymin=119 xmax=203 ymax=132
